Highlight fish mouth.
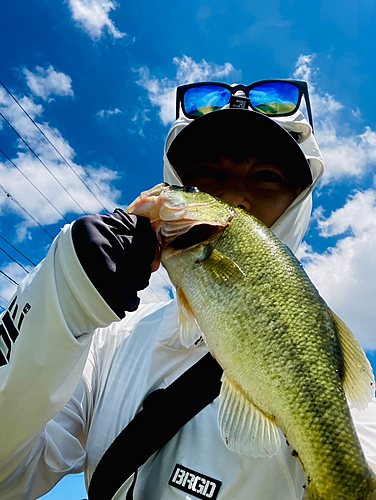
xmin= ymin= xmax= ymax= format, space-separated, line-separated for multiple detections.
xmin=167 ymin=224 xmax=223 ymax=250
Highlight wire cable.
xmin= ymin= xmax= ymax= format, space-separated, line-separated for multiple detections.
xmin=0 ymin=148 xmax=70 ymax=224
xmin=0 ymin=79 xmax=114 ymax=213
xmin=0 ymin=270 xmax=18 ymax=286
xmin=0 ymin=62 xmax=43 ymax=120
xmin=0 ymin=65 xmax=116 ymax=211
xmin=0 ymin=65 xmax=170 ymax=307
xmin=0 ymin=247 xmax=29 ymax=274
xmin=0 ymin=234 xmax=36 ymax=266
xmin=0 ymin=184 xmax=55 ymax=240
xmin=0 ymin=112 xmax=88 ymax=216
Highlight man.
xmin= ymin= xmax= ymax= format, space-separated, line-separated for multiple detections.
xmin=0 ymin=80 xmax=376 ymax=500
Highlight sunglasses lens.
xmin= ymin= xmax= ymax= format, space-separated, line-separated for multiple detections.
xmin=183 ymin=85 xmax=232 ymax=118
xmin=249 ymin=82 xmax=300 ymax=116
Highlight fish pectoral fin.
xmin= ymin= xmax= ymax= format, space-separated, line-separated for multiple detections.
xmin=218 ymin=374 xmax=281 ymax=458
xmin=176 ymin=287 xmax=202 ymax=348
xmin=327 ymin=306 xmax=375 ymax=410
xmin=198 ymin=248 xmax=246 ymax=285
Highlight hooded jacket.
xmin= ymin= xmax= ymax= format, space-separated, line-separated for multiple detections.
xmin=0 ymin=110 xmax=375 ymax=500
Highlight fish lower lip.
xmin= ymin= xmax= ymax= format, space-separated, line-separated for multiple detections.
xmin=167 ymin=225 xmax=221 ymax=250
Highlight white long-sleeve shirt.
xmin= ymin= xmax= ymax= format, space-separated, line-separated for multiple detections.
xmin=1 ymin=223 xmax=376 ymax=500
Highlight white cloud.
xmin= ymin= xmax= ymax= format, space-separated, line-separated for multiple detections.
xmin=0 ymin=75 xmax=120 ymax=239
xmin=297 ymin=189 xmax=376 ymax=351
xmin=66 ymin=0 xmax=126 ymax=41
xmin=315 ymin=189 xmax=376 ymax=237
xmin=23 ymin=65 xmax=74 ymax=102
xmin=97 ymin=107 xmax=123 ymax=120
xmin=131 ymin=108 xmax=150 ymax=124
xmin=314 ymin=125 xmax=376 ymax=183
xmin=293 ymin=55 xmax=376 ymax=184
xmin=173 ymin=56 xmax=235 ymax=84
xmin=135 ymin=55 xmax=238 ymax=126
xmin=128 ymin=107 xmax=151 ymax=137
xmin=293 ymin=54 xmax=316 ymax=88
xmin=294 ymin=58 xmax=376 ymax=351
xmin=352 ymin=107 xmax=362 ymax=120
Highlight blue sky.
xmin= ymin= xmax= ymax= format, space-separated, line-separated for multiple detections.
xmin=1 ymin=0 xmax=376 ymax=498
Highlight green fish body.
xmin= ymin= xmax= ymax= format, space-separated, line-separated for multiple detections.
xmin=128 ymin=184 xmax=376 ymax=500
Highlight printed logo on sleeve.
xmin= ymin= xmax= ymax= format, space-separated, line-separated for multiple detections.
xmin=169 ymin=464 xmax=222 ymax=500
xmin=0 ymin=297 xmax=31 ymax=366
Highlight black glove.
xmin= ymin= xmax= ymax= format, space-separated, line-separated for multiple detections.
xmin=72 ymin=209 xmax=158 ymax=318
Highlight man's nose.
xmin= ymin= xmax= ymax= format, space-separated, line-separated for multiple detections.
xmin=218 ymin=186 xmax=252 ymax=213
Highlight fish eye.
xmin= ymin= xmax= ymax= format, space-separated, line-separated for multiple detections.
xmin=183 ymin=186 xmax=200 ymax=193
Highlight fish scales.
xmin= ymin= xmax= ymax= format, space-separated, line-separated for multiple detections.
xmin=175 ymin=216 xmax=369 ymax=499
xmin=128 ymin=184 xmax=376 ymax=500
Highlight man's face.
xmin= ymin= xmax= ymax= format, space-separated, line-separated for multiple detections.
xmin=178 ymin=155 xmax=303 ymax=228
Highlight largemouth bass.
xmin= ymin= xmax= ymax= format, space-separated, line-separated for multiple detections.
xmin=128 ymin=183 xmax=376 ymax=500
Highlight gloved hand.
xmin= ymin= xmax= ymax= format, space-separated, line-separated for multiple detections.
xmin=72 ymin=209 xmax=160 ymax=318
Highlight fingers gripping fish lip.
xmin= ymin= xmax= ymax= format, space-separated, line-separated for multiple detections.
xmin=127 ymin=183 xmax=235 ymax=248
xmin=127 ymin=183 xmax=201 ymax=216
xmin=126 ymin=183 xmax=170 ymax=220
xmin=127 ymin=183 xmax=197 ymax=223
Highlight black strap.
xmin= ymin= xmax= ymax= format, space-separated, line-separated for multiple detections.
xmin=87 ymin=352 xmax=223 ymax=500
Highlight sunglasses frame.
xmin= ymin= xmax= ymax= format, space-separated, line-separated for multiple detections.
xmin=176 ymin=79 xmax=314 ymax=132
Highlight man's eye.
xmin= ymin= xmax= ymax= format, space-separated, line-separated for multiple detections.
xmin=251 ymin=170 xmax=283 ymax=183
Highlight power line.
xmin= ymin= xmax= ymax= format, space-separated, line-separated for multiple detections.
xmin=0 ymin=234 xmax=36 ymax=266
xmin=0 ymin=148 xmax=71 ymax=224
xmin=0 ymin=63 xmax=116 ymax=210
xmin=0 ymin=66 xmax=169 ymax=308
xmin=0 ymin=112 xmax=88 ymax=216
xmin=0 ymin=183 xmax=55 ymax=240
xmin=0 ymin=79 xmax=114 ymax=213
xmin=0 ymin=65 xmax=116 ymax=211
xmin=0 ymin=270 xmax=18 ymax=286
xmin=0 ymin=62 xmax=43 ymax=119
xmin=0 ymin=247 xmax=29 ymax=274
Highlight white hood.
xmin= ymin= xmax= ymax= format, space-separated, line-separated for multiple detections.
xmin=163 ymin=109 xmax=324 ymax=255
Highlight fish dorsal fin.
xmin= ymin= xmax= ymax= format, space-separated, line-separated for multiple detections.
xmin=198 ymin=247 xmax=246 ymax=285
xmin=327 ymin=306 xmax=375 ymax=410
xmin=218 ymin=374 xmax=281 ymax=457
xmin=176 ymin=287 xmax=202 ymax=348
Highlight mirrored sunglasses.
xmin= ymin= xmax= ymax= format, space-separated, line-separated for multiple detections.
xmin=176 ymin=80 xmax=314 ymax=132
